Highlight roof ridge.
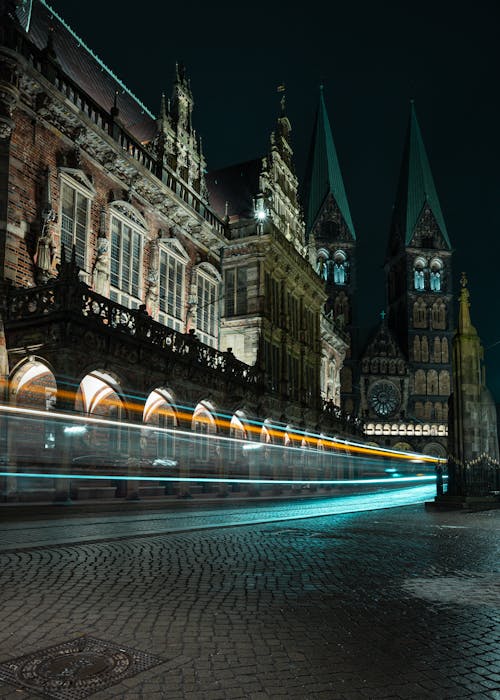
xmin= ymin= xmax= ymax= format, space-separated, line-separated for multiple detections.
xmin=39 ymin=0 xmax=155 ymax=120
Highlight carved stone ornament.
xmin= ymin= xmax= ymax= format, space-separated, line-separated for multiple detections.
xmin=93 ymin=209 xmax=110 ymax=296
xmin=35 ymin=168 xmax=57 ymax=284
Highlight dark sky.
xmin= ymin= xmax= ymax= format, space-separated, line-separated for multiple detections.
xmin=48 ymin=0 xmax=500 ymax=398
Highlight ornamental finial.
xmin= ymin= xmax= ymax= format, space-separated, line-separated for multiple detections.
xmin=460 ymin=271 xmax=468 ymax=288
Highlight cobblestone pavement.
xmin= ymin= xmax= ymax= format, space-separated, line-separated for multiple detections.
xmin=0 ymin=499 xmax=498 ymax=699
xmin=0 ymin=485 xmax=435 ymax=551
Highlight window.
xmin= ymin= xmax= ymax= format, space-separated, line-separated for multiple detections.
xmin=196 ymin=266 xmax=219 ymax=347
xmin=110 ymin=215 xmax=143 ymax=308
xmin=225 ymin=267 xmax=247 ymax=317
xmin=413 ymin=300 xmax=427 ymax=328
xmin=413 ymin=257 xmax=426 ymax=291
xmin=413 ymin=336 xmax=421 ymax=361
xmin=439 ymin=370 xmax=450 ymax=395
xmin=333 ymin=250 xmax=348 ymax=285
xmin=192 ymin=402 xmax=216 ymax=461
xmin=158 ymin=248 xmax=185 ymax=331
xmin=430 ymin=258 xmax=443 ymax=292
xmin=316 ymin=252 xmax=328 ymax=280
xmin=60 ymin=181 xmax=90 ymax=270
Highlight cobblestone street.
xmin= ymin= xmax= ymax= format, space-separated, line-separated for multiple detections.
xmin=0 ymin=499 xmax=498 ymax=699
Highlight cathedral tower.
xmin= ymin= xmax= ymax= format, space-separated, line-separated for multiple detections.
xmin=385 ymin=102 xmax=453 ymax=432
xmin=303 ymin=86 xmax=357 ymax=414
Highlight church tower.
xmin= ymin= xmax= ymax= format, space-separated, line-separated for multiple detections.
xmin=303 ymin=86 xmax=357 ymax=414
xmin=385 ymin=102 xmax=453 ymax=432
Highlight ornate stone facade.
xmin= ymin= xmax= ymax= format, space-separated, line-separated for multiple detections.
xmin=0 ymin=0 xmax=357 ymax=502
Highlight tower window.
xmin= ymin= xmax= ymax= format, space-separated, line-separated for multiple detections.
xmin=413 ymin=257 xmax=426 ymax=291
xmin=332 ymin=250 xmax=348 ymax=285
xmin=430 ymin=258 xmax=443 ymax=292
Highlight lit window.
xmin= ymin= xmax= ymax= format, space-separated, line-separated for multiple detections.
xmin=413 ymin=257 xmax=426 ymax=291
xmin=225 ymin=267 xmax=247 ymax=317
xmin=196 ymin=267 xmax=219 ymax=347
xmin=430 ymin=258 xmax=443 ymax=292
xmin=333 ymin=250 xmax=348 ymax=285
xmin=158 ymin=249 xmax=185 ymax=332
xmin=60 ymin=181 xmax=90 ymax=269
xmin=110 ymin=216 xmax=143 ymax=308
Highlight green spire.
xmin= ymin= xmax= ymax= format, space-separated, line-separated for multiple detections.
xmin=304 ymin=86 xmax=355 ymax=239
xmin=393 ymin=102 xmax=450 ymax=248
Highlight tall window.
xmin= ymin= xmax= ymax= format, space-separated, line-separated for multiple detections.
xmin=196 ymin=269 xmax=219 ymax=347
xmin=158 ymin=249 xmax=185 ymax=331
xmin=60 ymin=181 xmax=90 ymax=269
xmin=225 ymin=267 xmax=247 ymax=317
xmin=413 ymin=257 xmax=426 ymax=291
xmin=110 ymin=216 xmax=143 ymax=308
xmin=430 ymin=258 xmax=443 ymax=292
xmin=333 ymin=251 xmax=348 ymax=285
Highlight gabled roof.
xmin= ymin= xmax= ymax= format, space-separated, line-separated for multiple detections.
xmin=23 ymin=0 xmax=157 ymax=143
xmin=391 ymin=103 xmax=450 ymax=249
xmin=303 ymin=87 xmax=355 ymax=239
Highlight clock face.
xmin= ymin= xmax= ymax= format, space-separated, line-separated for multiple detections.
xmin=368 ymin=380 xmax=400 ymax=417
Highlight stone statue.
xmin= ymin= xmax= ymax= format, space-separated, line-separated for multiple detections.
xmin=145 ymin=231 xmax=161 ymax=317
xmin=35 ymin=168 xmax=57 ymax=284
xmin=93 ymin=209 xmax=110 ymax=296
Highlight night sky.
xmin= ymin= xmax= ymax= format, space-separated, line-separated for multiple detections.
xmin=47 ymin=0 xmax=500 ymax=398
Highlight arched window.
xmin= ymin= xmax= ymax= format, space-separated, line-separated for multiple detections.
xmin=415 ymin=369 xmax=426 ymax=394
xmin=192 ymin=401 xmax=217 ymax=461
xmin=441 ymin=337 xmax=449 ymax=363
xmin=435 ymin=402 xmax=443 ymax=421
xmin=413 ymin=300 xmax=427 ymax=329
xmin=413 ymin=257 xmax=426 ymax=291
xmin=332 ymin=250 xmax=348 ymax=285
xmin=413 ymin=336 xmax=421 ymax=362
xmin=431 ymin=302 xmax=446 ymax=330
xmin=415 ymin=401 xmax=424 ymax=419
xmin=433 ymin=337 xmax=441 ymax=363
xmin=427 ymin=369 xmax=438 ymax=395
xmin=59 ymin=168 xmax=95 ymax=273
xmin=316 ymin=250 xmax=329 ymax=281
xmin=157 ymin=238 xmax=189 ymax=331
xmin=109 ymin=201 xmax=148 ymax=309
xmin=334 ymin=292 xmax=349 ymax=326
xmin=439 ymin=370 xmax=450 ymax=396
xmin=424 ymin=401 xmax=433 ymax=420
xmin=429 ymin=258 xmax=443 ymax=292
xmin=421 ymin=336 xmax=429 ymax=362
xmin=194 ymin=263 xmax=221 ymax=348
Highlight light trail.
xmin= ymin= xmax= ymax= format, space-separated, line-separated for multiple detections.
xmin=0 ymin=403 xmax=445 ymax=465
xmin=0 ymin=471 xmax=438 ymax=485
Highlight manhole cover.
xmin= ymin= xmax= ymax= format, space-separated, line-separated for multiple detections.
xmin=0 ymin=636 xmax=165 ymax=699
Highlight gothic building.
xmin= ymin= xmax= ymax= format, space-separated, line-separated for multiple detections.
xmin=358 ymin=104 xmax=452 ymax=455
xmin=304 ymin=96 xmax=452 ymax=456
xmin=303 ymin=87 xmax=356 ymax=415
xmin=0 ymin=0 xmax=358 ymax=500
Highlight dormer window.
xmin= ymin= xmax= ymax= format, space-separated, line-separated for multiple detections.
xmin=332 ymin=250 xmax=348 ymax=285
xmin=413 ymin=257 xmax=426 ymax=291
xmin=429 ymin=258 xmax=443 ymax=292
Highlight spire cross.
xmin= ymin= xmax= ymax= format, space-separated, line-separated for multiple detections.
xmin=380 ymin=310 xmax=386 ymax=320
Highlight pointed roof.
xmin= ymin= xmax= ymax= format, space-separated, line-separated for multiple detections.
xmin=392 ymin=103 xmax=450 ymax=248
xmin=303 ymin=87 xmax=355 ymax=239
